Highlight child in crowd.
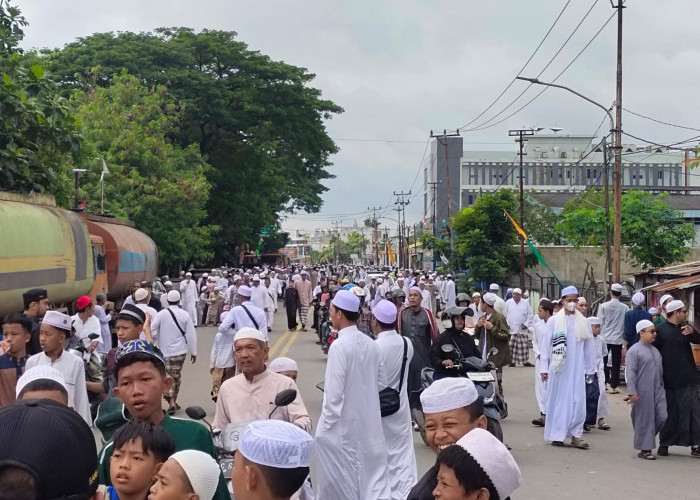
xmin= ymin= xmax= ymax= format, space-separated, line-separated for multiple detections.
xmin=150 ymin=450 xmax=221 ymax=500
xmin=0 ymin=313 xmax=32 ymax=404
xmin=625 ymin=319 xmax=667 ymax=460
xmin=16 ymin=365 xmax=69 ymax=404
xmin=649 ymin=307 xmax=659 ymax=323
xmin=103 ymin=304 xmax=149 ymax=396
xmin=587 ymin=317 xmax=611 ymax=431
xmin=108 ymin=421 xmax=176 ymax=500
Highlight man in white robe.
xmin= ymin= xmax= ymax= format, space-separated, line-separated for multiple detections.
xmin=540 ymin=286 xmax=596 ymax=449
xmin=372 ymin=300 xmax=416 ymax=499
xmin=442 ymin=275 xmax=456 ymax=308
xmin=315 ymin=290 xmax=389 ymax=499
xmin=505 ymin=288 xmax=533 ymax=366
xmin=179 ymin=272 xmax=198 ymax=326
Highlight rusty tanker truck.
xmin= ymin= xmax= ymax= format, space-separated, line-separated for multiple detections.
xmin=0 ymin=191 xmax=157 ymax=317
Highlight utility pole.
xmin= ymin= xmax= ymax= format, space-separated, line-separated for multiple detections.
xmin=603 ymin=137 xmax=612 ymax=289
xmin=368 ymin=206 xmax=381 ymax=266
xmin=509 ymin=129 xmax=534 ymax=290
xmin=393 ymin=205 xmax=403 ymax=267
xmin=331 ymin=220 xmax=341 ymax=265
xmin=384 ymin=226 xmax=390 ymax=266
xmin=427 ymin=180 xmax=441 ymax=270
xmin=612 ymin=0 xmax=625 ymax=283
xmin=394 ymin=190 xmax=411 ymax=269
xmin=430 ymin=130 xmax=460 ymax=244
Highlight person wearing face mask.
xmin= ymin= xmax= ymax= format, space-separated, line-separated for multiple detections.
xmin=431 ymin=307 xmax=478 ymax=378
xmin=539 ymin=286 xmax=597 ymax=449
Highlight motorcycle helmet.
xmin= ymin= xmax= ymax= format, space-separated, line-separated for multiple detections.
xmin=456 ymin=293 xmax=471 ymax=306
xmin=441 ymin=306 xmax=473 ymax=329
xmin=393 ymin=289 xmax=406 ymax=299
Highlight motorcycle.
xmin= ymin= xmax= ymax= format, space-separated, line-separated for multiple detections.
xmin=185 ymin=388 xmax=298 ymax=496
xmin=412 ymin=346 xmax=507 ymax=446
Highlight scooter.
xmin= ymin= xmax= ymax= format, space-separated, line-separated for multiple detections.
xmin=186 ymin=389 xmax=298 ymax=496
xmin=412 ymin=347 xmax=507 ymax=445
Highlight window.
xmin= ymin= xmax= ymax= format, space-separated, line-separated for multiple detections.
xmin=658 ymin=171 xmax=663 ymax=180
xmin=566 ymin=170 xmax=571 ymax=179
xmin=561 ymin=152 xmax=567 ymax=159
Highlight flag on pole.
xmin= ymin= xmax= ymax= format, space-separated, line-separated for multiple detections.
xmin=386 ymin=239 xmax=396 ymax=265
xmin=504 ymin=210 xmax=563 ymax=289
xmin=100 ymin=159 xmax=109 ymax=182
xmin=423 ymin=217 xmax=431 ymax=231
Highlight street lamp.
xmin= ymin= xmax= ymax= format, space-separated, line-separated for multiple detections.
xmin=516 ymin=76 xmax=619 ymax=286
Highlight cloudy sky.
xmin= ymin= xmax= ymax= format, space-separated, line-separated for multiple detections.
xmin=20 ymin=0 xmax=700 ymax=234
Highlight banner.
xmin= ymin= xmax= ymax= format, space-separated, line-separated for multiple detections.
xmin=386 ymin=239 xmax=396 ymax=265
xmin=504 ymin=210 xmax=563 ymax=289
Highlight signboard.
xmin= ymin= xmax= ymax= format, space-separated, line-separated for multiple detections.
xmin=279 ymin=248 xmax=297 ymax=258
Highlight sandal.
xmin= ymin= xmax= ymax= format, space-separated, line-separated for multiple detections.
xmin=597 ymin=422 xmax=611 ymax=431
xmin=638 ymin=450 xmax=656 ymax=460
xmin=551 ymin=441 xmax=565 ymax=447
xmin=691 ymin=446 xmax=700 ymax=458
xmin=571 ymin=437 xmax=590 ymax=449
xmin=531 ymin=417 xmax=545 ymax=427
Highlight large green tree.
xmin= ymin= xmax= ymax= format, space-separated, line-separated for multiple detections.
xmin=557 ymin=189 xmax=694 ymax=268
xmin=0 ymin=2 xmax=80 ymax=203
xmin=71 ymin=73 xmax=215 ymax=272
xmin=44 ymin=28 xmax=343 ymax=262
xmin=451 ymin=190 xmax=523 ymax=283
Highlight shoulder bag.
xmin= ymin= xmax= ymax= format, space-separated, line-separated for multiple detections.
xmin=379 ymin=337 xmax=408 ymax=417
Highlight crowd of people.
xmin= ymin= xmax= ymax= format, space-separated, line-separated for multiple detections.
xmin=1 ymin=263 xmax=699 ymax=500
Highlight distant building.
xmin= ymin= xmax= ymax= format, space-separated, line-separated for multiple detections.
xmin=424 ymin=132 xmax=698 ymax=229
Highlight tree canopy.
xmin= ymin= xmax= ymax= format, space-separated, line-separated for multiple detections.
xmin=44 ymin=28 xmax=343 ymax=262
xmin=71 ymin=73 xmax=215 ymax=272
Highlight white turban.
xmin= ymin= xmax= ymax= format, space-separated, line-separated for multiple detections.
xmin=420 ymin=377 xmax=479 ymax=414
xmin=269 ymin=357 xmax=298 ymax=373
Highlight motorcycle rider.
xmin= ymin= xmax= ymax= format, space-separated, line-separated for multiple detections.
xmin=430 ymin=307 xmax=478 ymax=379
xmin=406 ymin=377 xmax=487 ymax=500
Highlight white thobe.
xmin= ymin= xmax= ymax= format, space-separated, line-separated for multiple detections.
xmin=218 ymin=302 xmax=268 ymax=340
xmin=532 ymin=317 xmax=549 ymax=414
xmin=136 ymin=303 xmax=158 ymax=323
xmin=93 ymin=305 xmax=112 ymax=353
xmin=71 ymin=314 xmax=103 ymax=348
xmin=264 ymin=286 xmax=276 ymax=328
xmin=420 ymin=289 xmax=431 ymax=311
xmin=493 ymin=296 xmax=507 ymax=317
xmin=505 ymin=298 xmax=533 ymax=335
xmin=218 ymin=277 xmax=230 ymax=290
xmin=540 ymin=312 xmax=596 ymax=442
xmin=315 ymin=326 xmax=390 ymax=500
xmin=593 ymin=335 xmax=610 ymax=418
xmin=442 ymin=280 xmax=456 ymax=307
xmin=250 ymin=285 xmax=268 ymax=311
xmin=469 ymin=302 xmax=484 ymax=322
xmin=25 ymin=351 xmax=92 ymax=426
xmin=179 ymin=279 xmax=198 ymax=325
xmin=375 ymin=331 xmax=416 ymax=499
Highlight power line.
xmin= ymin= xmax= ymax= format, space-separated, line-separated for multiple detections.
xmin=456 ymin=0 xmax=574 ymax=131
xmin=621 ymin=131 xmax=700 ymax=151
xmin=467 ymin=10 xmax=617 ymax=132
xmin=623 ymin=108 xmax=700 ymax=133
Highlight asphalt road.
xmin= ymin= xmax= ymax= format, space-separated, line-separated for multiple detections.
xmin=173 ymin=308 xmax=700 ymax=500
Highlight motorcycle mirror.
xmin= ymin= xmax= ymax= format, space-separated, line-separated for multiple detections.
xmin=274 ymin=389 xmax=297 ymax=407
xmin=185 ymin=406 xmax=207 ymax=420
xmin=441 ymin=344 xmax=455 ymax=353
xmin=88 ymin=333 xmax=100 ymax=340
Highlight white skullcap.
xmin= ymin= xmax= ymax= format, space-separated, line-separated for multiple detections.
xmin=636 ymin=319 xmax=654 ymax=333
xmin=252 ymin=275 xmax=261 ymax=281
xmin=611 ymin=283 xmax=623 ymax=292
xmin=539 ymin=297 xmax=549 ymax=303
xmin=472 ymin=292 xmax=481 ymax=298
xmin=632 ymin=292 xmax=645 ymax=306
xmin=489 ymin=283 xmax=499 ymax=291
xmin=577 ymin=297 xmax=587 ymax=304
xmin=185 ymin=272 xmax=192 ymax=277
xmin=269 ymin=357 xmax=298 ymax=373
xmin=239 ymin=420 xmax=313 ymax=469
xmin=233 ymin=275 xmax=241 ymax=281
xmin=420 ymin=377 xmax=479 ymax=414
xmin=373 ymin=300 xmax=397 ymax=324
xmin=561 ymin=285 xmax=578 ymax=297
xmin=234 ymin=327 xmax=266 ymax=343
xmin=666 ymin=300 xmax=685 ymax=313
xmin=409 ymin=286 xmax=422 ymax=294
xmin=649 ymin=307 xmax=659 ymax=315
xmin=134 ymin=288 xmax=148 ymax=301
xmin=15 ymin=366 xmax=67 ymax=397
xmin=455 ymin=428 xmax=522 ymax=500
xmin=203 ymin=273 xmax=209 ymax=278
xmin=292 ymin=274 xmax=302 ymax=283
xmin=42 ymin=310 xmax=71 ymax=331
xmin=166 ymin=290 xmax=180 ymax=302
xmin=164 ymin=281 xmax=173 ymax=286
xmin=482 ymin=293 xmax=497 ymax=307
xmin=512 ymin=288 xmax=522 ymax=295
xmin=237 ymin=285 xmax=252 ymax=297
xmin=659 ymin=294 xmax=673 ymax=307
xmin=377 ymin=277 xmax=384 ymax=284
xmin=587 ymin=316 xmax=601 ymax=326
xmin=331 ymin=290 xmax=360 ymax=313
xmin=169 ymin=450 xmax=220 ymax=500
xmin=201 ymin=286 xmax=208 ymax=292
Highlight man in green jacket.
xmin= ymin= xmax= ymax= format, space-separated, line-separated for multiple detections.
xmin=97 ymin=340 xmax=229 ymax=500
xmin=475 ymin=292 xmax=511 ymax=395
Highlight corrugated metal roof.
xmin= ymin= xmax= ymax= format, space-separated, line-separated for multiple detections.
xmin=641 ymin=274 xmax=700 ymax=292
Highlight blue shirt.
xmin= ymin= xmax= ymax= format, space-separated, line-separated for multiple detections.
xmin=623 ymin=306 xmax=652 ymax=348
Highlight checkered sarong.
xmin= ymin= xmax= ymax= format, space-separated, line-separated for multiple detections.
xmin=509 ymin=333 xmax=529 ymax=365
xmin=299 ymin=304 xmax=309 ymax=327
xmin=165 ymin=354 xmax=187 ymax=401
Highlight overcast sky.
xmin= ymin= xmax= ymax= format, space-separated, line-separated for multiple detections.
xmin=20 ymin=0 xmax=700 ymax=235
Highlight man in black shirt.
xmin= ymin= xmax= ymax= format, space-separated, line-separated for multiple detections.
xmin=431 ymin=307 xmax=478 ymax=377
xmin=21 ymin=288 xmax=48 ymax=355
xmin=653 ymin=299 xmax=700 ymax=457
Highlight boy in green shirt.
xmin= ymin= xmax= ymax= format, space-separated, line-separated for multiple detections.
xmin=98 ymin=340 xmax=229 ymax=500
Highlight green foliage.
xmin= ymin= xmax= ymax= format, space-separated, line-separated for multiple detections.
xmin=451 ymin=190 xmax=521 ymax=283
xmin=45 ymin=28 xmax=343 ymax=263
xmin=521 ymin=194 xmax=565 ymax=245
xmin=346 ymin=231 xmax=368 ymax=256
xmin=557 ymin=189 xmax=694 ymax=268
xmin=71 ymin=73 xmax=215 ymax=272
xmin=420 ymin=233 xmax=451 ymax=259
xmin=0 ymin=2 xmax=79 ymax=204
xmin=260 ymin=226 xmax=289 ymax=254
